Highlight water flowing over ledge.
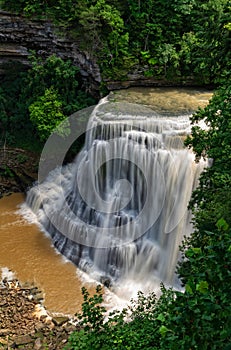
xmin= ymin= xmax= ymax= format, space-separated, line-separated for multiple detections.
xmin=24 ymin=88 xmax=211 ymax=297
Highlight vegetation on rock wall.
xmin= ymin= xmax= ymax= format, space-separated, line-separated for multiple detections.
xmin=2 ymin=0 xmax=230 ymax=83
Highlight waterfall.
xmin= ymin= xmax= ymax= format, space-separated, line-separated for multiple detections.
xmin=26 ymin=96 xmax=205 ymax=294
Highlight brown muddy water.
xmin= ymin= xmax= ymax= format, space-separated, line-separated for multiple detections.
xmin=111 ymin=87 xmax=212 ymax=114
xmin=0 ymin=193 xmax=98 ymax=315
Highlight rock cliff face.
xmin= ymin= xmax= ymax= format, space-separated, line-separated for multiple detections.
xmin=0 ymin=10 xmax=204 ymax=93
xmin=0 ymin=10 xmax=101 ymax=94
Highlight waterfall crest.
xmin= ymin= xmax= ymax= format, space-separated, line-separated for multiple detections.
xmin=26 ymin=96 xmax=205 ymax=293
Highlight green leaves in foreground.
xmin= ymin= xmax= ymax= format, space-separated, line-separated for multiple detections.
xmin=64 ymin=219 xmax=231 ymax=350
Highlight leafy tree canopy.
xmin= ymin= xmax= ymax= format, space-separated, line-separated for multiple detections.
xmin=2 ymin=0 xmax=230 ymax=83
xmin=0 ymin=54 xmax=95 ymax=148
xmin=185 ymin=79 xmax=231 ymax=231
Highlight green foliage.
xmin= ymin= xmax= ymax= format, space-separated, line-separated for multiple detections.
xmin=25 ymin=53 xmax=95 ymax=140
xmin=75 ymin=285 xmax=106 ymax=332
xmin=0 ymin=62 xmax=36 ymax=148
xmin=171 ymin=222 xmax=231 ymax=350
xmin=26 ymin=53 xmax=95 ymax=115
xmin=185 ymin=79 xmax=231 ymax=230
xmin=66 ymin=286 xmax=162 ymax=350
xmin=2 ymin=0 xmax=230 ymax=83
xmin=76 ymin=0 xmax=131 ymax=79
xmin=188 ymin=0 xmax=231 ymax=83
xmin=0 ymin=54 xmax=95 ymax=149
xmin=29 ymin=87 xmax=66 ymax=141
xmin=170 ymin=79 xmax=231 ymax=348
xmin=66 ymin=220 xmax=231 ymax=349
xmin=16 ymin=153 xmax=29 ymax=164
xmin=1 ymin=165 xmax=14 ymax=178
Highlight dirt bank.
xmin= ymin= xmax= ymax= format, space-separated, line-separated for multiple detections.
xmin=0 ymin=148 xmax=39 ymax=197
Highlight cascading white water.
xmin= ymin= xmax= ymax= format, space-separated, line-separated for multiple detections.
xmin=26 ymin=96 xmax=205 ymax=294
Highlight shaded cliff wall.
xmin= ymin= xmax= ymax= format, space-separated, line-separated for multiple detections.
xmin=0 ymin=11 xmax=101 ymax=95
xmin=0 ymin=10 xmax=207 ymax=93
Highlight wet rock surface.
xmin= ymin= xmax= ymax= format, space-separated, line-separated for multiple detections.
xmin=0 ymin=278 xmax=78 ymax=349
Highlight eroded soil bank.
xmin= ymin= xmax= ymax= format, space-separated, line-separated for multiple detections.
xmin=0 ymin=148 xmax=39 ymax=197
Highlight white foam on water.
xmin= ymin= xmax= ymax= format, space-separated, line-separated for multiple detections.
xmin=17 ymin=203 xmax=41 ymax=225
xmin=1 ymin=267 xmax=15 ymax=281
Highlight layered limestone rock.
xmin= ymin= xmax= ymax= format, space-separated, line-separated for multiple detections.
xmin=0 ymin=10 xmax=101 ymax=94
xmin=0 ymin=10 xmax=206 ymax=93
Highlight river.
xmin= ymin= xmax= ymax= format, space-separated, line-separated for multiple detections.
xmin=0 ymin=193 xmax=99 ymax=315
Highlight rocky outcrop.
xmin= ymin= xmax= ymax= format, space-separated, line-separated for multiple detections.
xmin=0 ymin=10 xmax=101 ymax=94
xmin=0 ymin=276 xmax=78 ymax=349
xmin=0 ymin=10 xmax=208 ymax=95
xmin=105 ymin=69 xmax=197 ymax=90
xmin=106 ymin=77 xmax=190 ymax=90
